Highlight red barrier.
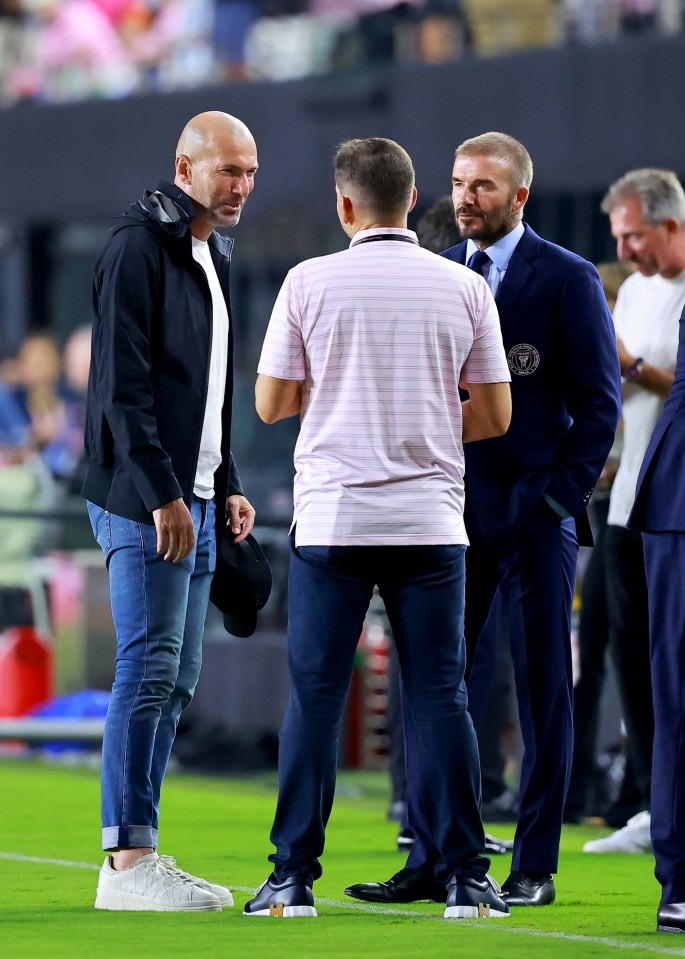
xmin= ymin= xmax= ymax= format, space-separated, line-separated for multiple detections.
xmin=0 ymin=626 xmax=54 ymax=718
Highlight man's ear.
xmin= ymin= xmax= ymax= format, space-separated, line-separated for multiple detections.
xmin=512 ymin=186 xmax=529 ymax=212
xmin=341 ymin=194 xmax=355 ymax=225
xmin=175 ymin=154 xmax=191 ymax=186
xmin=408 ymin=186 xmax=418 ymax=214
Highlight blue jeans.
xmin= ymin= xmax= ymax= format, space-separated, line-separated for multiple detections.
xmin=269 ymin=538 xmax=488 ymax=885
xmin=87 ymin=497 xmax=216 ymax=850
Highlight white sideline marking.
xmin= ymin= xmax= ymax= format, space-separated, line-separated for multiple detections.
xmin=2 ymin=852 xmax=685 ymax=956
xmin=0 ymin=852 xmax=100 ymax=870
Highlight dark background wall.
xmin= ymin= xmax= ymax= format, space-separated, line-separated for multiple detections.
xmin=0 ymin=32 xmax=683 ymax=223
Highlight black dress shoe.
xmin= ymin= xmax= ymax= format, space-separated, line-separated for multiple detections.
xmin=500 ymin=871 xmax=555 ymax=906
xmin=345 ymin=867 xmax=447 ymax=904
xmin=658 ymin=902 xmax=685 ymax=933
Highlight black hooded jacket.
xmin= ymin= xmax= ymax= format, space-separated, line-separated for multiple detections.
xmin=81 ymin=180 xmax=243 ymax=523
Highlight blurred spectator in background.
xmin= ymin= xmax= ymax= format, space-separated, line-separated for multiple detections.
xmin=582 ymin=168 xmax=685 ymax=855
xmin=415 ymin=194 xmax=460 ymax=253
xmin=0 ymin=330 xmax=90 ymax=489
xmin=1 ymin=0 xmax=683 ymax=104
xmin=562 ymin=0 xmax=626 ymax=43
xmin=0 ymin=372 xmax=30 ymax=456
xmin=56 ymin=324 xmax=91 ymax=491
xmin=91 ymin=0 xmax=136 ymax=24
xmin=124 ymin=0 xmax=216 ymax=92
xmin=619 ymin=0 xmax=658 ymax=33
xmin=415 ymin=1 xmax=472 ymax=63
xmin=0 ymin=0 xmax=30 ymax=99
xmin=9 ymin=0 xmax=137 ymax=102
xmin=212 ymin=0 xmax=258 ymax=81
xmin=11 ymin=332 xmax=66 ymax=455
xmin=0 ymin=338 xmax=56 ymax=575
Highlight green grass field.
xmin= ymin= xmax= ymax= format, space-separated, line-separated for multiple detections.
xmin=1 ymin=756 xmax=680 ymax=959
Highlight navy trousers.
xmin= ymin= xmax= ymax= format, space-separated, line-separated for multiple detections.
xmin=643 ymin=532 xmax=685 ymax=905
xmin=268 ymin=538 xmax=489 ymax=885
xmin=406 ymin=501 xmax=578 ymax=874
xmin=605 ymin=525 xmax=653 ymax=808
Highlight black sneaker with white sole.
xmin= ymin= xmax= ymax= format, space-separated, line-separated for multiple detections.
xmin=243 ymin=874 xmax=317 ymax=918
xmin=443 ymin=874 xmax=510 ymax=919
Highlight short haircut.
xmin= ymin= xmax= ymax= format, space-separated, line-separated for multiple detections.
xmin=334 ymin=138 xmax=415 ymax=217
xmin=601 ymin=168 xmax=685 ymax=228
xmin=455 ymin=132 xmax=534 ymax=191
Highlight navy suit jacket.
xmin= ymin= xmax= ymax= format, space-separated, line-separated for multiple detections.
xmin=442 ymin=223 xmax=621 ymax=548
xmin=630 ymin=306 xmax=685 ymax=532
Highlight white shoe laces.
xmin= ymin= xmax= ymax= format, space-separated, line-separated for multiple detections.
xmin=153 ymin=857 xmax=199 ymax=886
xmin=157 ymin=854 xmax=204 ymax=886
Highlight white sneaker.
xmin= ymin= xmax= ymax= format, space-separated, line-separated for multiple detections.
xmin=94 ymin=852 xmax=222 ymax=911
xmin=582 ymin=811 xmax=652 ymax=853
xmin=157 ymin=854 xmax=234 ymax=907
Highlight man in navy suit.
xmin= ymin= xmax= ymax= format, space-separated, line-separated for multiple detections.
xmin=630 ymin=305 xmax=685 ymax=933
xmin=346 ymin=132 xmax=621 ymax=908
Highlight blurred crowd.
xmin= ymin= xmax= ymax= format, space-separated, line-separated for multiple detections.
xmin=0 ymin=327 xmax=90 ymax=491
xmin=0 ymin=0 xmax=683 ymax=105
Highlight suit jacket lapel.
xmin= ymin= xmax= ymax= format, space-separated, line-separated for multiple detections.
xmin=494 ymin=224 xmax=539 ymax=316
xmin=442 ymin=227 xmax=540 ymax=317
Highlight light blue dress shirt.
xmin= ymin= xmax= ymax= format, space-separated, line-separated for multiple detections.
xmin=465 ymin=221 xmax=524 ymax=299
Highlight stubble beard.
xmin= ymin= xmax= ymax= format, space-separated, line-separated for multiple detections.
xmin=211 ymin=206 xmax=242 ymax=230
xmin=457 ymin=201 xmax=519 ymax=246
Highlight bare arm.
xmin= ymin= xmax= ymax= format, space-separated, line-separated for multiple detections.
xmin=617 ymin=336 xmax=674 ymax=398
xmin=255 ymin=374 xmax=303 ymax=424
xmin=461 ymin=381 xmax=512 ymax=443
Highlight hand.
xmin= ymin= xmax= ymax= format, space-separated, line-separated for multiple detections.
xmin=616 ymin=336 xmax=635 ymax=376
xmin=152 ymin=498 xmax=195 ymax=562
xmin=226 ymin=494 xmax=255 ymax=543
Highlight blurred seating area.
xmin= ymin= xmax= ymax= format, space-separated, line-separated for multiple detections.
xmin=0 ymin=0 xmax=682 ymax=105
xmin=0 ymin=327 xmax=90 ymax=496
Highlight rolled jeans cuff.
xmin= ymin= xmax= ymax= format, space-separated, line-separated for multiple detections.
xmin=102 ymin=824 xmax=159 ymax=851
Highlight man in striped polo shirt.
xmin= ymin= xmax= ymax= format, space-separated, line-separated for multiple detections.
xmin=243 ymin=137 xmax=512 ymax=920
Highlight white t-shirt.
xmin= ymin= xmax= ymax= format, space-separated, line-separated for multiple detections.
xmin=257 ymin=227 xmax=510 ymax=546
xmin=191 ymin=237 xmax=229 ymax=499
xmin=608 ymin=269 xmax=685 ymax=527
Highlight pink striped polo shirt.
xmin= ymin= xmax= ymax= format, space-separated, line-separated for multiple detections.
xmin=258 ymin=227 xmax=510 ymax=546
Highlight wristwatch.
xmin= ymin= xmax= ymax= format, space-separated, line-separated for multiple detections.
xmin=626 ymin=358 xmax=644 ymax=381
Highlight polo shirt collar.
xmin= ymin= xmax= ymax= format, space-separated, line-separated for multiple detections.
xmin=350 ymin=227 xmax=418 ymax=248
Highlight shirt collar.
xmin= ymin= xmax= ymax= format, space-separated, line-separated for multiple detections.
xmin=350 ymin=227 xmax=418 ymax=248
xmin=466 ymin=221 xmax=525 ymax=272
